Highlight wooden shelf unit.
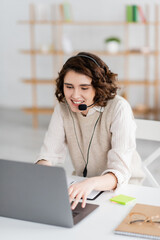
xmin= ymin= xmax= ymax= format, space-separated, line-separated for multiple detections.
xmin=19 ymin=4 xmax=160 ymax=127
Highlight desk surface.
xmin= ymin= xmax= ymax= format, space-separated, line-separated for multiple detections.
xmin=0 ymin=183 xmax=160 ymax=240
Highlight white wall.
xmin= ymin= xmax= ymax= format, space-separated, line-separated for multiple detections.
xmin=0 ymin=0 xmax=160 ymax=108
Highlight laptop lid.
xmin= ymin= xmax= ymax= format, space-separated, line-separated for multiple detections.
xmin=0 ymin=159 xmax=99 ymax=228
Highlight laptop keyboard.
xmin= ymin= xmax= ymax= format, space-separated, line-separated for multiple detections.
xmin=72 ymin=210 xmax=80 ymax=218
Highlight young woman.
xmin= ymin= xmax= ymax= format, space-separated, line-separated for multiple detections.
xmin=36 ymin=52 xmax=144 ymax=210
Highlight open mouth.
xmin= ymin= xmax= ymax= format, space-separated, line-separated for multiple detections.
xmin=71 ymin=100 xmax=84 ymax=106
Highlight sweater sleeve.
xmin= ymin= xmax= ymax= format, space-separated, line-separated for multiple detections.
xmin=101 ymin=99 xmax=136 ymax=186
xmin=37 ymin=103 xmax=67 ymax=165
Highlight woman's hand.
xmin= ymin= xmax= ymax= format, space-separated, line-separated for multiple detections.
xmin=68 ymin=178 xmax=96 ymax=210
xmin=68 ymin=173 xmax=117 ymax=210
xmin=36 ymin=160 xmax=52 ymax=166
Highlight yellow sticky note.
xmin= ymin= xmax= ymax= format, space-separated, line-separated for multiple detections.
xmin=110 ymin=194 xmax=136 ymax=205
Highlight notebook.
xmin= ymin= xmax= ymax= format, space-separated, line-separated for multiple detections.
xmin=0 ymin=159 xmax=99 ymax=228
xmin=115 ymin=203 xmax=160 ymax=239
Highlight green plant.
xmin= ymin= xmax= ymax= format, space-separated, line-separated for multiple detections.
xmin=104 ymin=37 xmax=121 ymax=43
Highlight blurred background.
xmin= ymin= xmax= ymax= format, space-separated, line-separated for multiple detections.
xmin=0 ymin=0 xmax=160 ymax=186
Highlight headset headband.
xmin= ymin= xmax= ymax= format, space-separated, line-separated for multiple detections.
xmin=76 ymin=54 xmax=100 ymax=67
xmin=65 ymin=54 xmax=100 ymax=67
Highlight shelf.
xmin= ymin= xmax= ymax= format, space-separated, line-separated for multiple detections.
xmin=20 ymin=49 xmax=64 ymax=55
xmin=22 ymin=78 xmax=56 ymax=84
xmin=18 ymin=20 xmax=63 ymax=25
xmin=18 ymin=20 xmax=129 ymax=26
xmin=21 ymin=78 xmax=158 ymax=86
xmin=133 ymin=107 xmax=158 ymax=115
xmin=22 ymin=107 xmax=54 ymax=114
xmin=18 ymin=20 xmax=160 ymax=26
xmin=63 ymin=21 xmax=160 ymax=26
xmin=22 ymin=106 xmax=158 ymax=116
xmin=119 ymin=80 xmax=158 ymax=86
xmin=20 ymin=49 xmax=159 ymax=56
xmin=93 ymin=50 xmax=158 ymax=56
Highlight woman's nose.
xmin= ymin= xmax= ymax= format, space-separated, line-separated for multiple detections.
xmin=72 ymin=88 xmax=80 ymax=98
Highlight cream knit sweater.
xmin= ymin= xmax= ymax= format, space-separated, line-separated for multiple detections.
xmin=38 ymin=95 xmax=145 ymax=186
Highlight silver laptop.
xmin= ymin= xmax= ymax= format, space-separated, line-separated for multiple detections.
xmin=0 ymin=159 xmax=99 ymax=228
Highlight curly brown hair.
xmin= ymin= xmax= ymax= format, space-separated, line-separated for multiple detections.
xmin=55 ymin=52 xmax=119 ymax=107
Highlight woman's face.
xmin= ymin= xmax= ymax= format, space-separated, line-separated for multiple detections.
xmin=63 ymin=70 xmax=96 ymax=115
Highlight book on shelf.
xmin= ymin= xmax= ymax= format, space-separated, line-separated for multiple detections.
xmin=126 ymin=5 xmax=146 ymax=23
xmin=59 ymin=2 xmax=72 ymax=22
xmin=132 ymin=5 xmax=138 ymax=22
xmin=126 ymin=5 xmax=133 ymax=23
xmin=115 ymin=203 xmax=160 ymax=240
xmin=138 ymin=6 xmax=147 ymax=23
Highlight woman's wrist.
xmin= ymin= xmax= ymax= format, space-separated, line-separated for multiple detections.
xmin=36 ymin=159 xmax=52 ymax=166
xmin=91 ymin=173 xmax=118 ymax=191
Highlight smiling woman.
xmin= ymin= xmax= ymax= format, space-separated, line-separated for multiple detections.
xmin=63 ymin=71 xmax=95 ymax=116
xmin=55 ymin=52 xmax=118 ymax=107
xmin=36 ymin=52 xmax=145 ymax=210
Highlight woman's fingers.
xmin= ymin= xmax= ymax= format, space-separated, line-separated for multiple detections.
xmin=68 ymin=186 xmax=73 ymax=195
xmin=71 ymin=193 xmax=82 ymax=210
xmin=81 ymin=194 xmax=87 ymax=208
xmin=71 ymin=192 xmax=87 ymax=210
xmin=68 ymin=186 xmax=78 ymax=203
xmin=68 ymin=179 xmax=94 ymax=209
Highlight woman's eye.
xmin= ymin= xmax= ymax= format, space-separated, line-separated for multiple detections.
xmin=81 ymin=87 xmax=89 ymax=90
xmin=66 ymin=86 xmax=73 ymax=89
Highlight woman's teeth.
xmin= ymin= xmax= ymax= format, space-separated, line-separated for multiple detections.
xmin=73 ymin=101 xmax=83 ymax=104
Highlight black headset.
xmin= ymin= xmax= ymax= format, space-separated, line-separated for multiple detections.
xmin=66 ymin=54 xmax=101 ymax=112
xmin=68 ymin=104 xmax=102 ymax=177
xmin=66 ymin=54 xmax=102 ymax=177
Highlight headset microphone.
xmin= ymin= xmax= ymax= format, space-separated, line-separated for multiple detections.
xmin=78 ymin=102 xmax=96 ymax=111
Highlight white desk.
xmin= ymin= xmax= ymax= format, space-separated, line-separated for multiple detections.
xmin=0 ymin=184 xmax=160 ymax=240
